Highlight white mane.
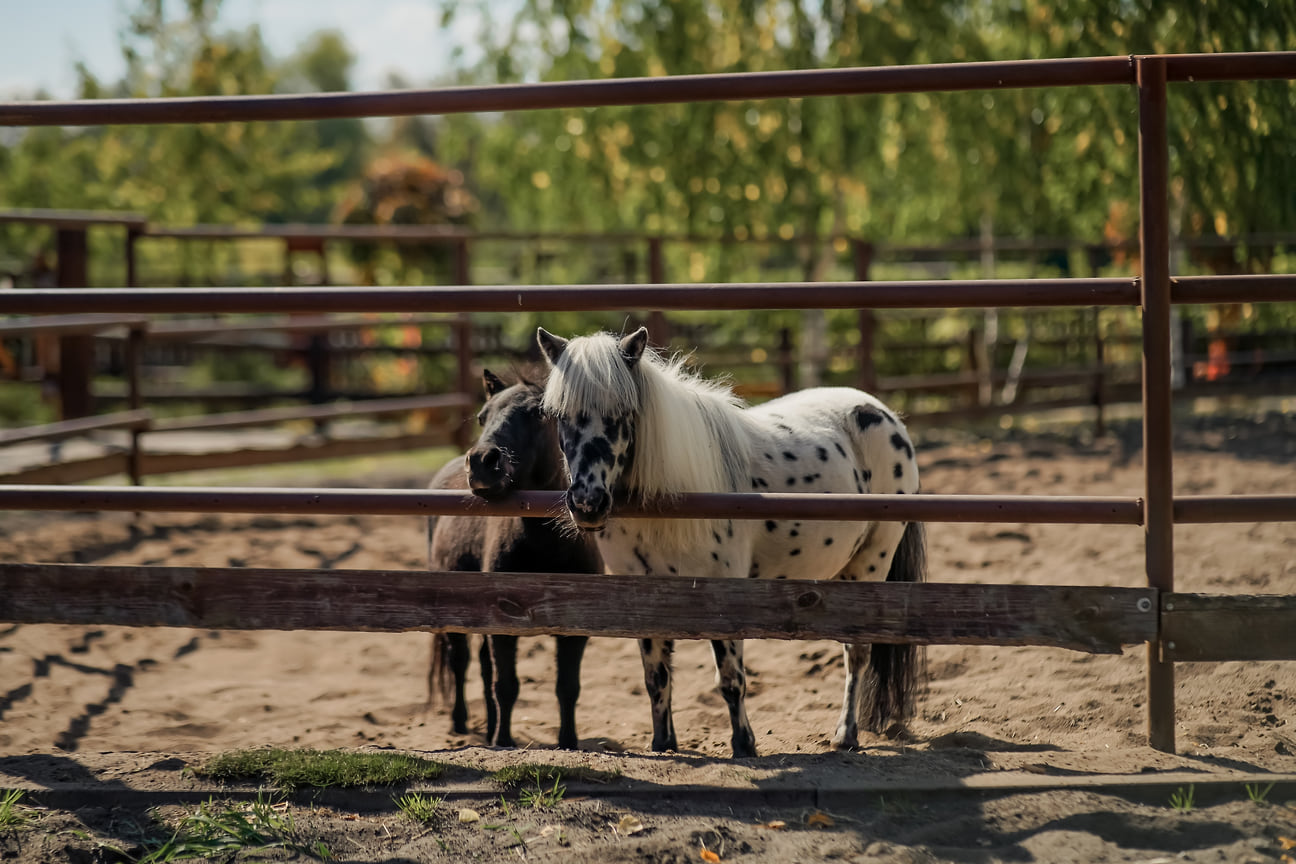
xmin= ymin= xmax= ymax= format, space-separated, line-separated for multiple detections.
xmin=543 ymin=332 xmax=756 ymax=550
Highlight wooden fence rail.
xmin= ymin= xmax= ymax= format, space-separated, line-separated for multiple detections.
xmin=0 ymin=564 xmax=1158 ymax=655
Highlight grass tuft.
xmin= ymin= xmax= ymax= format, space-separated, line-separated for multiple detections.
xmin=490 ymin=762 xmax=617 ymax=788
xmin=1245 ymin=781 xmax=1275 ymax=804
xmin=197 ymin=748 xmax=446 ymax=790
xmin=0 ymin=789 xmax=35 ymax=831
xmin=1169 ymin=784 xmax=1196 ymax=813
xmin=394 ymin=792 xmax=443 ymax=824
xmin=137 ymin=794 xmax=331 ymax=862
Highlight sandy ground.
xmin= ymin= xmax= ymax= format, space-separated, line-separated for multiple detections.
xmin=1 ymin=412 xmax=1294 ymax=862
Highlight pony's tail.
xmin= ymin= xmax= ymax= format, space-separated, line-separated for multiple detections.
xmin=427 ymin=633 xmax=454 ymax=708
xmin=865 ymin=520 xmax=928 ymax=734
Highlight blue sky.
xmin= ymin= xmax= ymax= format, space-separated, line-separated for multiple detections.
xmin=0 ymin=0 xmax=481 ymax=98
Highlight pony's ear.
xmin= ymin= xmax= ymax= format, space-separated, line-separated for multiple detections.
xmin=619 ymin=327 xmax=649 ymax=368
xmin=536 ymin=327 xmax=568 ymax=366
xmin=482 ymin=368 xmax=507 ymax=397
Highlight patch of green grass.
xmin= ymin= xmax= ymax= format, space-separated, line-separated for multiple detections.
xmin=1169 ymin=784 xmax=1196 ymax=813
xmin=490 ymin=762 xmax=617 ymax=788
xmin=518 ymin=772 xmax=566 ymax=810
xmin=197 ymin=748 xmax=446 ymax=791
xmin=1245 ymin=781 xmax=1275 ymax=804
xmin=394 ymin=792 xmax=443 ymax=824
xmin=0 ymin=789 xmax=35 ymax=831
xmin=136 ymin=795 xmax=331 ymax=862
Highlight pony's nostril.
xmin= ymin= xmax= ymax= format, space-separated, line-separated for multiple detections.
xmin=471 ymin=447 xmax=503 ymax=474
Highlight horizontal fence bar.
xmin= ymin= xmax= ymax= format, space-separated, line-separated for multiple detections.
xmin=1163 ymin=51 xmax=1296 ymax=82
xmin=149 ymin=393 xmax=471 ymax=434
xmin=0 ymin=564 xmax=1157 ymax=653
xmin=0 ymin=279 xmax=1140 ymax=315
xmin=0 ymin=430 xmax=458 ymax=486
xmin=1 ymin=57 xmax=1137 ymax=127
xmin=0 ymin=409 xmax=152 ymax=447
xmin=0 ymin=313 xmax=147 ymax=337
xmin=1174 ymin=495 xmax=1296 ymax=524
xmin=4 ymin=275 xmax=1291 ymax=315
xmin=1162 ymin=593 xmax=1296 ymax=661
xmin=0 ymin=207 xmax=148 ymax=228
xmin=0 ymin=485 xmax=1145 ymax=524
xmin=1172 ymin=274 xmax=1296 ymax=305
xmin=145 ymin=313 xmax=457 ymax=340
xmin=4 ymin=53 xmax=1294 ymax=129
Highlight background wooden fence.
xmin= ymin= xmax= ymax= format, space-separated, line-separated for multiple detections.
xmin=4 ymin=211 xmax=1295 ymax=484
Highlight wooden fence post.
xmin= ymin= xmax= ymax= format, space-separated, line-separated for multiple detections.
xmin=777 ymin=327 xmax=795 ymax=395
xmin=126 ymin=324 xmax=145 ymax=485
xmin=852 ymin=239 xmax=877 ymax=394
xmin=55 ymin=227 xmax=94 ymax=419
xmin=1138 ymin=55 xmax=1176 ymax=754
xmin=453 ymin=238 xmax=474 ymax=452
xmin=646 ymin=236 xmax=670 ymax=346
xmin=1091 ymin=307 xmax=1106 ymax=438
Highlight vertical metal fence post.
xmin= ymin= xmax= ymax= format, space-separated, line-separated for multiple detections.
xmin=1137 ymin=55 xmax=1176 ymax=753
xmin=852 ymin=240 xmax=878 ymax=394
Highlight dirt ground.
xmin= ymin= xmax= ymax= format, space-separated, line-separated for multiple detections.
xmin=1 ymin=410 xmax=1294 ymax=862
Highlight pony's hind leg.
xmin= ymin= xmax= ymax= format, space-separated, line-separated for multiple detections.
xmin=831 ymin=643 xmax=872 ymax=750
xmin=639 ymin=638 xmax=678 ymax=752
xmin=710 ymin=639 xmax=757 ymax=758
xmin=487 ymin=634 xmax=520 ymax=747
xmin=830 ymin=518 xmax=913 ymax=750
xmin=554 ymin=635 xmax=587 ymax=750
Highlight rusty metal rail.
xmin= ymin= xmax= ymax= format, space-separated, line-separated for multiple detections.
xmin=0 ymin=486 xmax=1145 ymax=523
xmin=0 ymin=279 xmax=1144 ymax=314
xmin=3 ymin=485 xmax=1293 ymax=524
xmin=3 ymin=53 xmax=1294 ymax=127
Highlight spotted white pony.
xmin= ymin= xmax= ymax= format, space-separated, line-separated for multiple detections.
xmin=537 ymin=326 xmax=926 ymax=758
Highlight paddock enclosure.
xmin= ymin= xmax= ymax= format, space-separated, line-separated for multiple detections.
xmin=2 ymin=53 xmax=1296 ymax=766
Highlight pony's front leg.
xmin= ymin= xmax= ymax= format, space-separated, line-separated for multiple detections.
xmin=554 ymin=635 xmax=587 ymax=750
xmin=487 ymin=634 xmax=520 ymax=747
xmin=442 ymin=633 xmax=472 ymax=735
xmin=479 ymin=635 xmax=497 ymax=742
xmin=831 ymin=643 xmax=871 ymax=750
xmin=711 ymin=639 xmax=757 ymax=758
xmin=638 ymin=638 xmax=678 ymax=752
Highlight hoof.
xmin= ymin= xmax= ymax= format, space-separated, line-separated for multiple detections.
xmin=830 ymin=732 xmax=859 ymax=752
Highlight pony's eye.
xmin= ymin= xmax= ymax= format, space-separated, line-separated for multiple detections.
xmin=476 ymin=410 xmax=488 ymax=425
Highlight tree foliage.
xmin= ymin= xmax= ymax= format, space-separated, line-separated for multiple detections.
xmin=436 ymin=0 xmax=1295 ymax=264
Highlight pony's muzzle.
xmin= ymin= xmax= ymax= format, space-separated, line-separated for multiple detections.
xmin=565 ymin=487 xmax=611 ymax=530
xmin=467 ymin=446 xmax=511 ymax=498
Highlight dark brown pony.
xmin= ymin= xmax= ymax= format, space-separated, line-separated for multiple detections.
xmin=427 ymin=369 xmax=601 ymax=749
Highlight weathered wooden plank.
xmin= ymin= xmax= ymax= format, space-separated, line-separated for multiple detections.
xmin=1162 ymin=593 xmax=1296 ymax=661
xmin=0 ymin=430 xmax=456 ymax=485
xmin=0 ymin=409 xmax=153 ymax=447
xmin=0 ymin=454 xmax=130 ymax=486
xmin=0 ymin=564 xmax=1157 ymax=654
